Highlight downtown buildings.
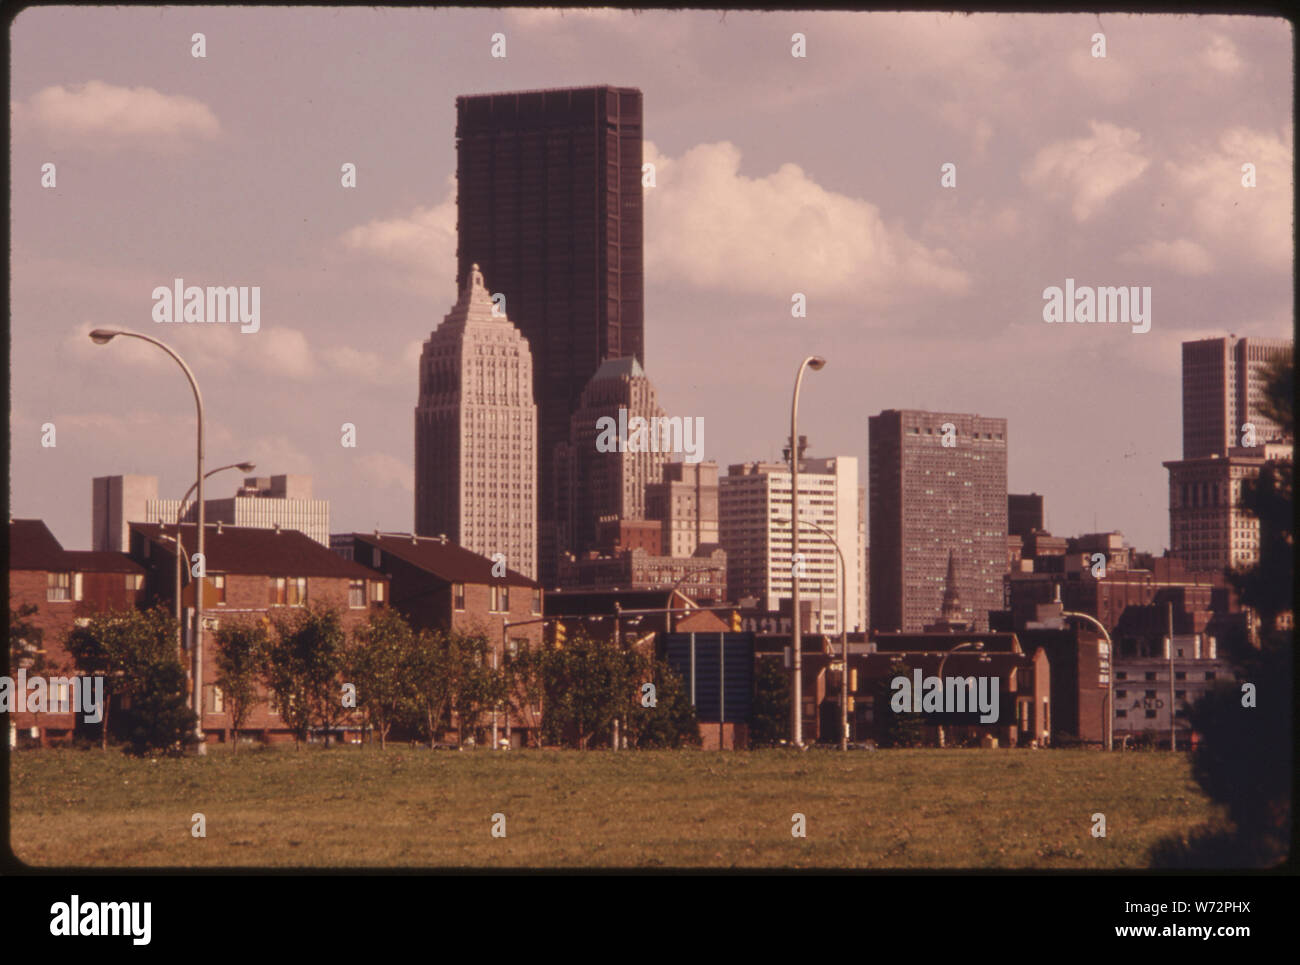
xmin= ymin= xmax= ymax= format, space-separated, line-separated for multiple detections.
xmin=869 ymin=409 xmax=1008 ymax=633
xmin=93 ymin=473 xmax=330 ymax=548
xmin=719 ymin=451 xmax=865 ymax=635
xmin=1165 ymin=335 xmax=1293 ymax=574
xmin=414 ymin=263 xmax=538 ymax=579
xmin=454 ymin=86 xmax=645 ymax=585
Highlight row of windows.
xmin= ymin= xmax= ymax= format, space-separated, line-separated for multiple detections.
xmin=451 ymin=583 xmax=544 ymax=614
xmin=47 ymin=572 xmax=145 ymax=601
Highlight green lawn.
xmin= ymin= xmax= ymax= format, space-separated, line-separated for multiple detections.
xmin=9 ymin=745 xmax=1220 ymax=868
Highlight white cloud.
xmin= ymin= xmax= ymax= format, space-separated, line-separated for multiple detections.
xmin=644 ymin=140 xmax=970 ymax=305
xmin=1119 ymin=239 xmax=1214 ymax=276
xmin=1162 ymin=125 xmax=1293 ymax=274
xmin=12 ymin=81 xmax=220 ymax=150
xmin=341 ymin=176 xmax=456 ymax=274
xmin=1023 ymin=121 xmax=1150 ymax=222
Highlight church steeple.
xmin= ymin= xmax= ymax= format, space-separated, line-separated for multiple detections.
xmin=925 ymin=549 xmax=971 ymax=632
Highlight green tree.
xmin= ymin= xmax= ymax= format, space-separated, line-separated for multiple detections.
xmin=9 ymin=603 xmax=47 ymax=675
xmin=65 ymin=607 xmax=192 ymax=753
xmin=213 ymin=617 xmax=269 ymax=753
xmin=348 ymin=608 xmax=419 ymax=749
xmin=877 ymin=656 xmax=927 ymax=748
xmin=536 ymin=630 xmax=637 ymax=749
xmin=407 ymin=628 xmax=454 ymax=748
xmin=447 ymin=631 xmax=502 ymax=746
xmin=627 ymin=658 xmax=700 ymax=749
xmin=749 ymin=655 xmax=791 ymax=747
xmin=263 ymin=605 xmax=346 ymax=747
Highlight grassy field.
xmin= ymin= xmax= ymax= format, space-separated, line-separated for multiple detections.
xmin=8 ymin=745 xmax=1221 ymax=869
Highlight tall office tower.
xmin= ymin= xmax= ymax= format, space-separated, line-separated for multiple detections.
xmin=646 ymin=461 xmax=720 ymax=558
xmin=1008 ymin=493 xmax=1045 ymax=537
xmin=869 ymin=409 xmax=1008 ymax=632
xmin=148 ymin=474 xmax=331 ymax=546
xmin=414 ymin=264 xmax=538 ymax=579
xmin=1163 ymin=441 xmax=1292 ymax=573
xmin=719 ymin=454 xmax=864 ymax=634
xmin=560 ymin=357 xmax=668 ymax=558
xmin=456 ymin=86 xmax=644 ymax=584
xmin=1182 ymin=336 xmax=1293 ymax=459
xmin=92 ymin=474 xmax=159 ymax=551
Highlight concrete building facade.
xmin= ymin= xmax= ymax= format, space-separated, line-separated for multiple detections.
xmin=414 ymin=263 xmax=538 ymax=579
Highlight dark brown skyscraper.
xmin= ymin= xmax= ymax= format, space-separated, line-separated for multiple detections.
xmin=455 ymin=86 xmax=644 ymax=584
xmin=869 ymin=409 xmax=1008 ymax=632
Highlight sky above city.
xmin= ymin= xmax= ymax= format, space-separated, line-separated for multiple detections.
xmin=10 ymin=8 xmax=1293 ymax=554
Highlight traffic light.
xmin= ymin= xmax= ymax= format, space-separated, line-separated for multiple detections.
xmin=553 ymin=620 xmax=566 ymax=648
xmin=731 ymin=610 xmax=742 ymax=632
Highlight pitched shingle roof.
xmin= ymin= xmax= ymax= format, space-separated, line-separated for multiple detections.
xmin=8 ymin=519 xmax=71 ymax=571
xmin=64 ymin=551 xmax=145 ymax=574
xmin=132 ymin=523 xmax=382 ymax=580
xmin=346 ymin=533 xmax=539 ymax=588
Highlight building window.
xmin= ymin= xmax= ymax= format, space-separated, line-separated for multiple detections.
xmin=532 ymin=588 xmax=542 ymax=614
xmin=453 ymin=583 xmax=465 ymax=610
xmin=1144 ymin=672 xmax=1156 ymax=681
xmin=47 ymin=572 xmax=71 ymax=602
xmin=1116 ymin=709 xmax=1127 ymax=719
xmin=348 ymin=579 xmax=366 ymax=608
xmin=370 ymin=580 xmax=385 ymax=604
xmin=212 ymin=574 xmax=226 ymax=604
xmin=1175 ymin=671 xmax=1186 ymax=681
xmin=269 ymin=577 xmax=307 ymax=607
xmin=1116 ymin=672 xmax=1127 ymax=681
xmin=209 ymin=685 xmax=225 ymax=714
xmin=1116 ymin=690 xmax=1127 ymax=699
xmin=125 ymin=573 xmax=144 ymax=591
xmin=1145 ymin=710 xmax=1157 ymax=719
xmin=490 ymin=584 xmax=510 ymax=613
xmin=1205 ymin=672 xmax=1216 ymax=681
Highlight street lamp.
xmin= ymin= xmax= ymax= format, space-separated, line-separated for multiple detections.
xmin=775 ymin=513 xmax=850 ymax=750
xmin=936 ymin=641 xmax=984 ymax=748
xmin=90 ymin=328 xmax=208 ymax=754
xmin=1060 ymin=607 xmax=1115 ymax=752
xmin=789 ymin=355 xmax=825 ymax=748
xmin=170 ymin=462 xmax=255 ymax=654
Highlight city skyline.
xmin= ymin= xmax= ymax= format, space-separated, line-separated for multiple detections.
xmin=10 ymin=9 xmax=1293 ymax=556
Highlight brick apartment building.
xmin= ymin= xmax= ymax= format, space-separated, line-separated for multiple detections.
xmin=332 ymin=532 xmax=545 ymax=746
xmin=9 ymin=519 xmax=148 ymax=746
xmin=130 ymin=522 xmax=389 ymax=745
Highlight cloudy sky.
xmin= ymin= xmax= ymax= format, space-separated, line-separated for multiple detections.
xmin=10 ymin=8 xmax=1293 ymax=555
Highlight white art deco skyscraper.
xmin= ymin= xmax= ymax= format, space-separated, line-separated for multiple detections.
xmin=415 ymin=263 xmax=537 ymax=579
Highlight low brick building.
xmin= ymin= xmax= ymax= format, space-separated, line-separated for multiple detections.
xmin=130 ymin=522 xmax=388 ymax=745
xmin=8 ymin=519 xmax=147 ymax=746
xmin=332 ymin=532 xmax=544 ymax=746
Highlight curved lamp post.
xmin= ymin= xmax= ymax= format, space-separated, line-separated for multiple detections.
xmin=1061 ymin=608 xmax=1115 ymax=751
xmin=90 ymin=328 xmax=208 ymax=754
xmin=789 ymin=355 xmax=826 ymax=747
xmin=170 ymin=462 xmax=255 ymax=654
xmin=775 ymin=513 xmax=850 ymax=750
